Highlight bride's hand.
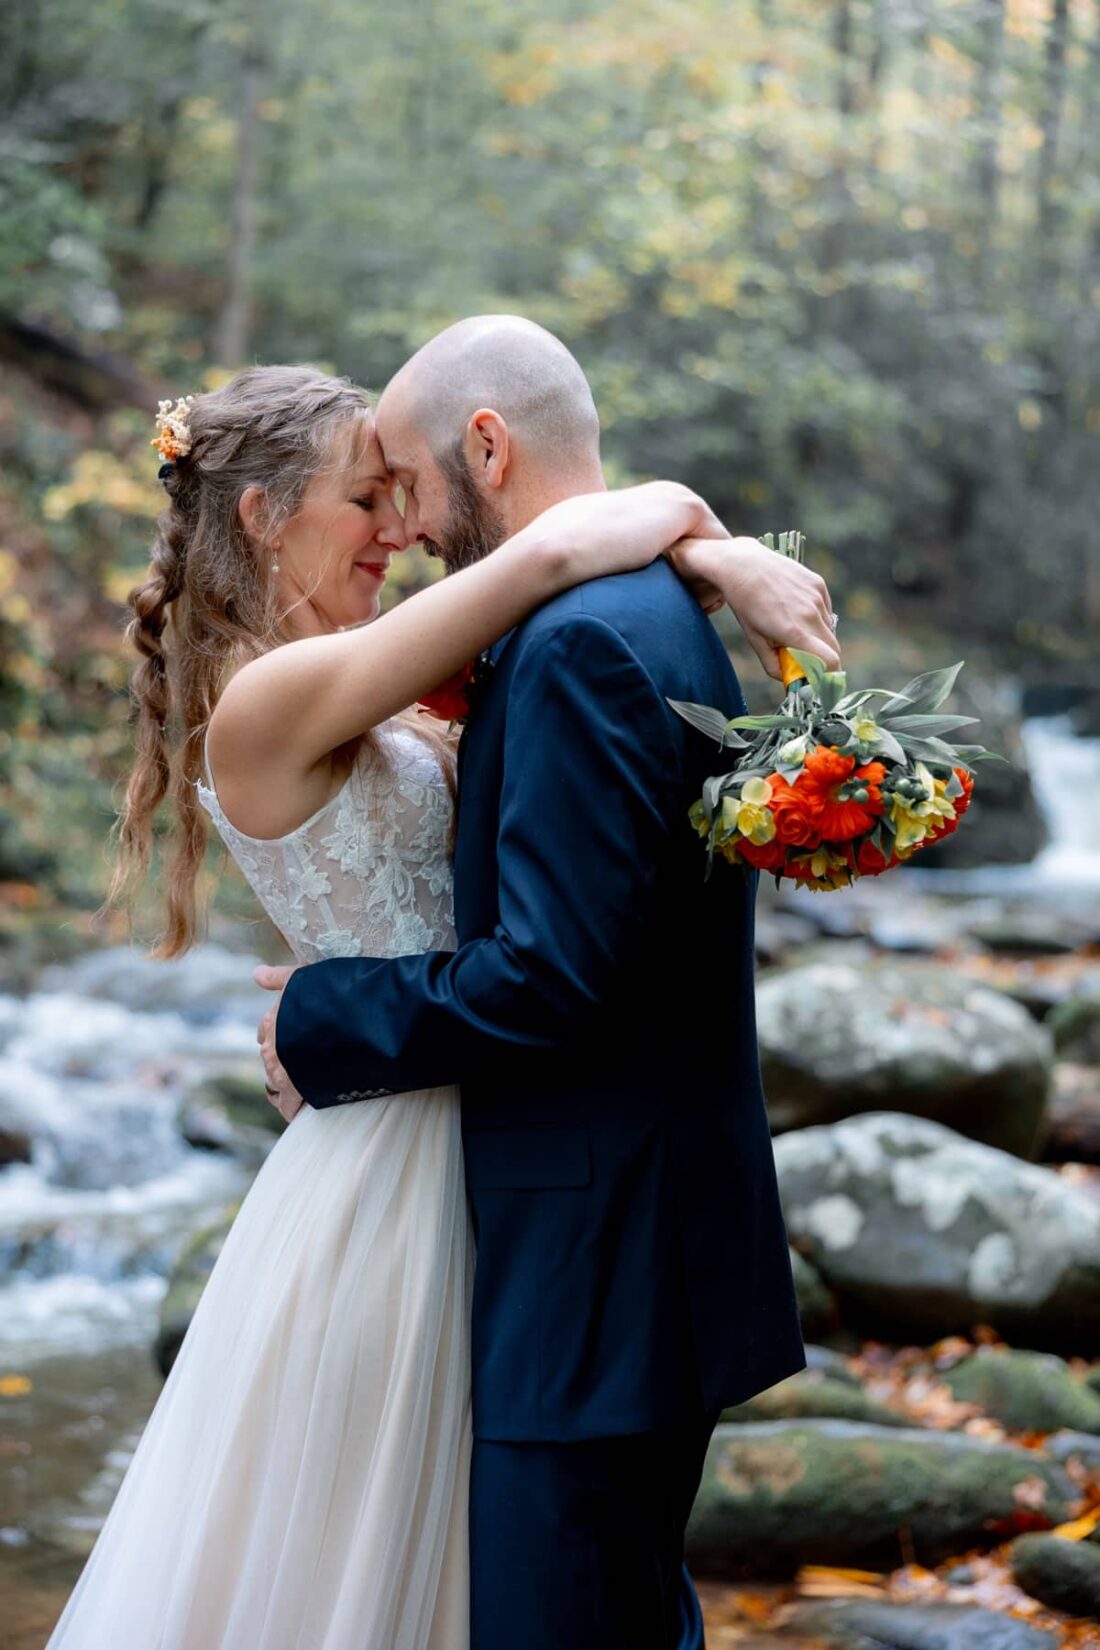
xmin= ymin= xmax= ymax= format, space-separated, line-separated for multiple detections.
xmin=667 ymin=535 xmax=841 ymax=682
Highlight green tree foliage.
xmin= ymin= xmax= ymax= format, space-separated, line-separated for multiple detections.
xmin=0 ymin=0 xmax=1097 ymax=911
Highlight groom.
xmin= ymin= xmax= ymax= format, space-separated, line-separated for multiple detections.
xmin=259 ymin=317 xmax=831 ymax=1648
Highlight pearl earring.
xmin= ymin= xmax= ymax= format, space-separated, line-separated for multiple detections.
xmin=272 ymin=553 xmax=281 ymax=574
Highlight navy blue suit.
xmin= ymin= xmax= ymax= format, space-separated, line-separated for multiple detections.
xmin=277 ymin=560 xmax=805 ymax=1646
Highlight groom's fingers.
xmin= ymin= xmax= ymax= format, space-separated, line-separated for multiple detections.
xmin=254 ymin=964 xmax=296 ymax=992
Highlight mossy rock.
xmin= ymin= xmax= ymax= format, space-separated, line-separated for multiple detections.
xmin=1011 ymin=1532 xmax=1100 ymax=1620
xmin=775 ymin=1113 xmax=1100 ymax=1354
xmin=686 ymin=1419 xmax=1076 ymax=1575
xmin=1049 ymin=995 xmax=1100 ymax=1065
xmin=154 ymin=1205 xmax=238 ymax=1377
xmin=788 ymin=1597 xmax=1059 ymax=1649
xmin=942 ymin=1348 xmax=1100 ymax=1436
xmin=758 ymin=961 xmax=1052 ymax=1157
xmin=178 ymin=1064 xmax=285 ymax=1160
xmin=790 ymin=1246 xmax=836 ymax=1339
xmin=722 ymin=1369 xmax=905 ymax=1428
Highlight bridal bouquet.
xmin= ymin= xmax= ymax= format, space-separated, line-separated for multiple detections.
xmin=671 ymin=533 xmax=994 ymax=891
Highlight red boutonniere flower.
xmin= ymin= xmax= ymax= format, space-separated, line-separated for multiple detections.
xmin=418 ymin=663 xmax=475 ymax=724
xmin=417 ymin=650 xmax=497 ymax=726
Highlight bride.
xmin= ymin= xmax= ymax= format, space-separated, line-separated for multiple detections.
xmin=46 ymin=363 xmax=828 ymax=1650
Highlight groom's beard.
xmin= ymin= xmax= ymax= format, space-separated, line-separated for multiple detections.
xmin=421 ymin=444 xmax=507 ymax=574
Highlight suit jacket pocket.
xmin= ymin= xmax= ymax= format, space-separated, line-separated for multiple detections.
xmin=463 ymin=1126 xmax=592 ymax=1189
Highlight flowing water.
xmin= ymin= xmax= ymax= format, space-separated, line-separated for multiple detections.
xmin=1 ymin=717 xmax=1098 ymax=1645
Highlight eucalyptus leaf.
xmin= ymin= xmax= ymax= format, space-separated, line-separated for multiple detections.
xmin=667 ymin=700 xmax=748 ymax=748
xmin=702 ymin=774 xmax=725 ymax=816
xmin=784 ymin=648 xmax=828 ymax=696
xmin=878 ymin=661 xmax=964 ymax=718
xmin=893 ymin=734 xmax=963 ymax=767
xmin=883 ymin=712 xmax=979 ymax=736
xmin=724 ymin=713 xmax=803 ymax=731
xmin=870 ymin=725 xmax=908 ymax=764
xmin=835 ymin=689 xmax=881 ymax=714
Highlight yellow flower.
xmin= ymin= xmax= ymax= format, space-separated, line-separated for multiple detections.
xmin=741 ymin=777 xmax=774 ymax=805
xmin=853 ymin=715 xmax=881 ymax=744
xmin=716 ymin=795 xmax=741 ymax=845
xmin=736 ymin=802 xmax=777 ymax=845
xmin=689 ymin=799 xmax=711 ymax=839
xmin=890 ymin=764 xmax=957 ymax=853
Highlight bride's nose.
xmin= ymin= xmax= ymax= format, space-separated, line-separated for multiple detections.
xmin=375 ymin=497 xmax=406 ymax=554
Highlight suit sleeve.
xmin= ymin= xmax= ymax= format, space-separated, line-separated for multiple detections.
xmin=276 ymin=614 xmax=684 ymax=1106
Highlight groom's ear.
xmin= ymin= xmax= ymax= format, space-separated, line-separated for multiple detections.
xmin=464 ymin=409 xmax=510 ymax=492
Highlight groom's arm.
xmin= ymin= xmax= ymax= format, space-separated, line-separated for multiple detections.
xmin=275 ymin=613 xmax=685 ymax=1107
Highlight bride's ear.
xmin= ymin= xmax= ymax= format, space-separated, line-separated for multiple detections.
xmin=464 ymin=410 xmax=510 ymax=491
xmin=237 ymin=484 xmax=267 ymax=545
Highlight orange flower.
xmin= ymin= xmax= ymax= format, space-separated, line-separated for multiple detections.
xmin=798 ymin=747 xmax=886 ymax=843
xmin=737 ymin=836 xmax=788 ymax=874
xmin=769 ymin=774 xmax=825 ymax=848
xmin=803 ymin=746 xmax=853 ymax=787
xmin=953 ymin=767 xmax=974 ymax=818
xmin=857 ymin=838 xmax=902 ymax=876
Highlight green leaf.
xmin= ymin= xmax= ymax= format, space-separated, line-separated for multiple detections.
xmin=893 ymin=734 xmax=965 ymax=766
xmin=667 ymin=700 xmax=748 ymax=748
xmin=882 ymin=713 xmax=980 ymax=737
xmin=724 ymin=713 xmax=803 ymax=731
xmin=870 ymin=726 xmax=908 ymax=764
xmin=878 ymin=662 xmax=965 ymax=718
xmin=702 ymin=773 xmax=725 ymax=816
xmin=784 ymin=648 xmax=828 ymax=696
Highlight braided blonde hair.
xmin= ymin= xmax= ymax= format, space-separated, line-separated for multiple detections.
xmin=109 ymin=364 xmax=454 ymax=956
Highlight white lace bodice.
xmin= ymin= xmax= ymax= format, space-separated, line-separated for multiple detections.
xmin=196 ymin=721 xmax=457 ymax=963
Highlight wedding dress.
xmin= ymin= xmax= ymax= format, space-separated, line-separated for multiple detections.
xmin=46 ymin=721 xmax=472 ymax=1650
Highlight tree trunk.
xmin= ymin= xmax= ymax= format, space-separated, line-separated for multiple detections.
xmin=213 ymin=3 xmax=264 ymax=368
xmin=1036 ymin=0 xmax=1069 ymax=255
xmin=970 ymin=0 xmax=1005 ymax=279
xmin=819 ymin=0 xmax=855 ymax=295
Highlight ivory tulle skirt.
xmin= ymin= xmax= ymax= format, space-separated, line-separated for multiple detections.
xmin=46 ymin=1089 xmax=473 ymax=1650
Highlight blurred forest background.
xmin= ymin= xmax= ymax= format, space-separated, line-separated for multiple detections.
xmin=0 ymin=0 xmax=1097 ymax=922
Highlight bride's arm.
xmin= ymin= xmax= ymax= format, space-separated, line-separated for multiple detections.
xmin=211 ymin=481 xmax=712 ymax=778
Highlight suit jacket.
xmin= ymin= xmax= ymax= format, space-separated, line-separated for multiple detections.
xmin=277 ymin=559 xmax=806 ymax=1441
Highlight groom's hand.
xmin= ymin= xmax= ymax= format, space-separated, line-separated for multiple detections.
xmin=254 ymin=963 xmax=306 ymax=1123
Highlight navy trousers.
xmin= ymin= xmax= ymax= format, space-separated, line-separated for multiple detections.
xmin=469 ymin=1411 xmax=719 ymax=1650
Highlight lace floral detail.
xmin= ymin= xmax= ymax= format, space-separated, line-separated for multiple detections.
xmin=196 ymin=722 xmax=457 ymax=963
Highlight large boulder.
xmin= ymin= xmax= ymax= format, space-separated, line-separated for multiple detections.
xmin=775 ymin=1113 xmax=1100 ymax=1353
xmin=41 ymin=942 xmax=266 ymax=1023
xmin=757 ymin=961 xmax=1052 ymax=1158
xmin=1011 ymin=1532 xmax=1100 ymax=1620
xmin=789 ymin=1246 xmax=836 ymax=1339
xmin=1049 ymin=992 xmax=1100 ymax=1064
xmin=178 ymin=1063 xmax=285 ymax=1162
xmin=786 ymin=1598 xmax=1059 ymax=1649
xmin=686 ymin=1419 xmax=1076 ymax=1574
xmin=722 ymin=1368 xmax=905 ymax=1428
xmin=942 ymin=1348 xmax=1100 ymax=1436
xmin=914 ymin=682 xmax=1047 ymax=871
xmin=0 ymin=1091 xmax=33 ymax=1165
xmin=154 ymin=1206 xmax=238 ymax=1377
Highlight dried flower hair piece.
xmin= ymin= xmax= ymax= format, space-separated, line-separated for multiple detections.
xmin=152 ymin=396 xmax=196 ymax=464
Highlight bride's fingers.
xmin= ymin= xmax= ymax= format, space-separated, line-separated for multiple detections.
xmin=740 ymin=625 xmax=785 ymax=682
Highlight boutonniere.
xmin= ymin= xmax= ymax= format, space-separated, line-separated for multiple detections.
xmin=418 ymin=648 xmax=496 ymax=727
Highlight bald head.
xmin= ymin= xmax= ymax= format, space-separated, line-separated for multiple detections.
xmin=383 ymin=314 xmax=601 ymax=476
